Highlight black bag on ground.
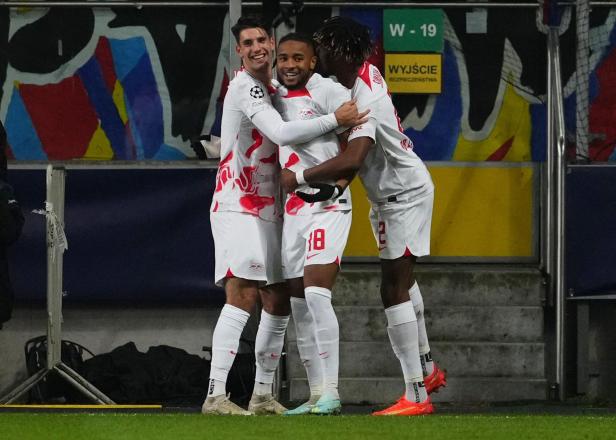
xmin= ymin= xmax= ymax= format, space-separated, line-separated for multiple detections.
xmin=79 ymin=341 xmax=255 ymax=406
xmin=80 ymin=342 xmax=213 ymax=405
xmin=24 ymin=336 xmax=93 ymax=403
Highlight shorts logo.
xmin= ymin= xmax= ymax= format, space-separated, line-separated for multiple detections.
xmin=249 ymin=262 xmax=263 ymax=270
xmin=250 ymin=85 xmax=265 ymax=98
xmin=306 ymin=252 xmax=322 ymax=260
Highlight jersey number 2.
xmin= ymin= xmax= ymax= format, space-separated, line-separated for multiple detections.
xmin=378 ymin=221 xmax=386 ymax=246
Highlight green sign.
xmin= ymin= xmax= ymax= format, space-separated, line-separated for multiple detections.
xmin=383 ymin=9 xmax=444 ymax=53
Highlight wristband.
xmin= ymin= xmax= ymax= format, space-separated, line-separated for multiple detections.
xmin=295 ymin=169 xmax=307 ymax=186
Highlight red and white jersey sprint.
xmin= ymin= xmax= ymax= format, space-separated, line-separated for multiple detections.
xmin=211 ymin=70 xmax=281 ymax=222
xmin=274 ymin=73 xmax=352 ymax=216
xmin=348 ymin=62 xmax=434 ymax=204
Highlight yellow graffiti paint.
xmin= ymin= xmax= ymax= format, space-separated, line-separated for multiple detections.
xmin=112 ymin=79 xmax=129 ymax=124
xmin=84 ymin=123 xmax=114 ymax=160
xmin=453 ymin=83 xmax=533 ymax=161
xmin=344 ymin=164 xmax=534 ymax=258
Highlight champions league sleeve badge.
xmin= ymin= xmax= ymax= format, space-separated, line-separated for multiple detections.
xmin=250 ymin=85 xmax=265 ymax=99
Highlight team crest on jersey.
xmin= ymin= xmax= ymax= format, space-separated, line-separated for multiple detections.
xmin=298 ymin=108 xmax=316 ymax=119
xmin=372 ymin=68 xmax=384 ymax=87
xmin=250 ymin=85 xmax=265 ymax=98
xmin=401 ymin=138 xmax=414 ymax=150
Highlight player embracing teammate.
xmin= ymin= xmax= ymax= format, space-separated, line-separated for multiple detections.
xmin=202 ymin=17 xmax=366 ymax=416
xmin=281 ymin=16 xmax=446 ymax=416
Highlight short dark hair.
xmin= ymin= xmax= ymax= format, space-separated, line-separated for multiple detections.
xmin=278 ymin=32 xmax=316 ymax=52
xmin=313 ymin=16 xmax=373 ymax=68
xmin=231 ymin=16 xmax=271 ymax=42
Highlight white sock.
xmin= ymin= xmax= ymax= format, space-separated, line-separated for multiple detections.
xmin=409 ymin=282 xmax=433 ymax=376
xmin=385 ymin=301 xmax=427 ymax=403
xmin=305 ymin=286 xmax=339 ymax=400
xmin=208 ymin=304 xmax=250 ymax=397
xmin=253 ymin=310 xmax=290 ymax=396
xmin=290 ymin=297 xmax=324 ymax=397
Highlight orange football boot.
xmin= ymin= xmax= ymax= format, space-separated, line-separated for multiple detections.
xmin=372 ymin=397 xmax=434 ymax=416
xmin=424 ymin=363 xmax=447 ymax=394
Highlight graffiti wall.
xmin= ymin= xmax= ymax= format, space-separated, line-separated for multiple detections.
xmin=1 ymin=5 xmax=615 ymax=162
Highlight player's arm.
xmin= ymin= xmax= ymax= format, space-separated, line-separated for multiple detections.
xmin=281 ymin=135 xmax=373 ymax=193
xmin=251 ymin=100 xmax=368 ymax=146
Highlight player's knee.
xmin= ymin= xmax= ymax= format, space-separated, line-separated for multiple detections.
xmin=385 ymin=300 xmax=417 ymax=327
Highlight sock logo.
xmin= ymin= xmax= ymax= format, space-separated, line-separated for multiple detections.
xmin=412 ymin=382 xmax=425 ymax=403
xmin=208 ymin=379 xmax=215 ymax=395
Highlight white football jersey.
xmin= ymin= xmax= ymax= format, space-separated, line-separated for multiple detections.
xmin=348 ymin=62 xmax=434 ymax=203
xmin=211 ymin=70 xmax=281 ymax=222
xmin=274 ymin=73 xmax=352 ymax=216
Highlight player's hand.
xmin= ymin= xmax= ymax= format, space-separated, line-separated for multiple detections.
xmin=296 ymin=183 xmax=343 ymax=203
xmin=281 ymin=168 xmax=298 ymax=192
xmin=334 ymin=99 xmax=370 ymax=127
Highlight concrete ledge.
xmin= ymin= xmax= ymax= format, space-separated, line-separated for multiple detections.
xmin=287 ymin=305 xmax=544 ymax=343
xmin=334 ymin=265 xmax=545 ymax=307
xmin=286 ymin=341 xmax=545 ymax=378
xmin=288 ymin=377 xmax=548 ymax=404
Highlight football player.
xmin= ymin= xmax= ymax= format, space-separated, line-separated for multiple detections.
xmin=202 ymin=16 xmax=367 ymax=416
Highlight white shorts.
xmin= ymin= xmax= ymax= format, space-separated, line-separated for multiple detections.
xmin=282 ymin=210 xmax=352 ymax=279
xmin=210 ymin=211 xmax=283 ymax=286
xmin=369 ymin=191 xmax=434 ymax=259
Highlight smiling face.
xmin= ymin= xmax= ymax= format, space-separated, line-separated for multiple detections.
xmin=276 ymin=40 xmax=317 ymax=90
xmin=236 ymin=27 xmax=275 ymax=75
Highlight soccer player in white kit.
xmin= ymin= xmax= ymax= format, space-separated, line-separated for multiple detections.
xmin=281 ymin=16 xmax=446 ymax=416
xmin=202 ymin=16 xmax=367 ymax=416
xmin=272 ymin=33 xmax=354 ymax=415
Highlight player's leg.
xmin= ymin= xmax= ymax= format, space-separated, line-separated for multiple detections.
xmin=403 ymin=191 xmax=446 ymax=393
xmin=203 ymin=276 xmax=258 ymax=415
xmin=203 ymin=212 xmax=268 ymax=415
xmin=281 ymin=214 xmax=324 ymax=415
xmin=285 ymin=277 xmax=324 ymax=415
xmin=303 ymin=262 xmax=342 ymax=415
xmin=249 ymin=282 xmax=290 ymax=415
xmin=369 ymin=204 xmax=433 ymax=416
xmin=302 ymin=210 xmax=350 ymax=415
xmin=410 ymin=279 xmax=446 ymax=394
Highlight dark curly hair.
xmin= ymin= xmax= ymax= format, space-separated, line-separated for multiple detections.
xmin=313 ymin=16 xmax=373 ymax=68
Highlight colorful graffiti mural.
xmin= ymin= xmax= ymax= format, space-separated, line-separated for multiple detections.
xmin=1 ymin=6 xmax=616 ymax=161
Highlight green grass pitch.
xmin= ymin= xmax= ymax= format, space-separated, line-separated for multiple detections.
xmin=2 ymin=413 xmax=616 ymax=440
